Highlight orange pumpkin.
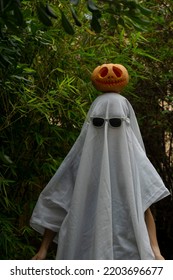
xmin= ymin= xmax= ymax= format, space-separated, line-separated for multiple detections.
xmin=91 ymin=63 xmax=129 ymax=93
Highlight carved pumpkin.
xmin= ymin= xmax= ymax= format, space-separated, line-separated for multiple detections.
xmin=91 ymin=63 xmax=129 ymax=93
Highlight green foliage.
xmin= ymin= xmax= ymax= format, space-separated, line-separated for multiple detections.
xmin=26 ymin=0 xmax=153 ymax=39
xmin=0 ymin=0 xmax=173 ymax=259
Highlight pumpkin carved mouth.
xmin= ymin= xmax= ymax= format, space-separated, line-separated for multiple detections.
xmin=95 ymin=79 xmax=126 ymax=85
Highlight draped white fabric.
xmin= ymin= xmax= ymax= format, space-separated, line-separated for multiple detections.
xmin=30 ymin=93 xmax=170 ymax=260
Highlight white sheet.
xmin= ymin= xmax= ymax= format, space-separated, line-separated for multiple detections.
xmin=30 ymin=93 xmax=170 ymax=259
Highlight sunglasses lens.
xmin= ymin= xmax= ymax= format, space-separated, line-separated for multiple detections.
xmin=92 ymin=118 xmax=104 ymax=127
xmin=109 ymin=118 xmax=122 ymax=127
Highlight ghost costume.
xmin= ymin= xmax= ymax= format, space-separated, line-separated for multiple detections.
xmin=30 ymin=93 xmax=170 ymax=260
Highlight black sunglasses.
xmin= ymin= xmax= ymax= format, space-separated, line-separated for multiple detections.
xmin=91 ymin=117 xmax=122 ymax=128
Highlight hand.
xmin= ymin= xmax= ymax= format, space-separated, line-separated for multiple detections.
xmin=32 ymin=248 xmax=47 ymax=260
xmin=154 ymin=254 xmax=165 ymax=260
xmin=32 ymin=229 xmax=57 ymax=260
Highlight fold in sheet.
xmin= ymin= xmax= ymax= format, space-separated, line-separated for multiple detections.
xmin=30 ymin=93 xmax=170 ymax=259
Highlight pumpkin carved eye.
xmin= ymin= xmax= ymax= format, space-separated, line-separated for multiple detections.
xmin=99 ymin=67 xmax=108 ymax=78
xmin=91 ymin=63 xmax=129 ymax=93
xmin=112 ymin=66 xmax=122 ymax=78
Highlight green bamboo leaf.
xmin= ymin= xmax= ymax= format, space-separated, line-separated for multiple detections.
xmin=126 ymin=13 xmax=150 ymax=31
xmin=70 ymin=7 xmax=82 ymax=27
xmin=87 ymin=0 xmax=101 ymax=19
xmin=35 ymin=132 xmax=44 ymax=146
xmin=138 ymin=5 xmax=152 ymax=16
xmin=0 ymin=54 xmax=13 ymax=66
xmin=130 ymin=15 xmax=150 ymax=26
xmin=28 ymin=97 xmax=37 ymax=104
xmin=0 ymin=0 xmax=12 ymax=13
xmin=133 ymin=48 xmax=161 ymax=61
xmin=91 ymin=14 xmax=101 ymax=33
xmin=45 ymin=4 xmax=57 ymax=19
xmin=60 ymin=9 xmax=75 ymax=35
xmin=87 ymin=0 xmax=99 ymax=12
xmin=23 ymin=67 xmax=36 ymax=74
xmin=12 ymin=1 xmax=24 ymax=26
xmin=36 ymin=3 xmax=53 ymax=27
xmin=130 ymin=22 xmax=147 ymax=32
xmin=11 ymin=75 xmax=30 ymax=82
xmin=70 ymin=0 xmax=80 ymax=5
xmin=4 ymin=155 xmax=13 ymax=164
